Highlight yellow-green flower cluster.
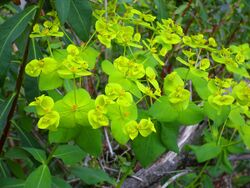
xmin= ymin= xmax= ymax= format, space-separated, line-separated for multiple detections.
xmin=207 ymin=77 xmax=236 ymax=111
xmin=95 ymin=17 xmax=142 ymax=48
xmin=88 ymin=83 xmax=133 ymax=129
xmin=30 ymin=11 xmax=63 ymax=38
xmin=154 ymin=19 xmax=184 ymax=56
xmin=114 ymin=56 xmax=145 ymax=79
xmin=124 ymin=118 xmax=156 ymax=140
xmin=164 ymin=72 xmax=191 ymax=111
xmin=25 ymin=44 xmax=92 ymax=80
xmin=25 ymin=57 xmax=59 ymax=77
xmin=57 ymin=44 xmax=92 ymax=79
xmin=29 ymin=95 xmax=59 ymax=131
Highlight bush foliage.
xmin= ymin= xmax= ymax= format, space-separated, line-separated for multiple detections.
xmin=0 ymin=0 xmax=250 ymax=187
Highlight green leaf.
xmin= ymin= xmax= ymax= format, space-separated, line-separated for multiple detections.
xmin=228 ymin=107 xmax=245 ymax=128
xmin=233 ymin=176 xmax=250 ymax=187
xmin=0 ymin=178 xmax=25 ymax=188
xmin=175 ymin=67 xmax=211 ymax=99
xmin=148 ymin=96 xmax=178 ymax=122
xmin=13 ymin=122 xmax=40 ymax=148
xmin=238 ymin=125 xmax=250 ymax=148
xmin=53 ymin=145 xmax=86 ymax=165
xmin=5 ymin=147 xmax=30 ymax=160
xmin=39 ymin=72 xmax=63 ymax=91
xmin=178 ymin=102 xmax=204 ymax=125
xmin=189 ymin=142 xmax=221 ymax=163
xmin=55 ymin=0 xmax=70 ymax=24
xmin=101 ymin=60 xmax=116 ymax=75
xmin=67 ymin=0 xmax=92 ymax=41
xmin=226 ymin=65 xmax=249 ymax=78
xmin=154 ymin=0 xmax=168 ymax=20
xmin=47 ymin=90 xmax=63 ymax=101
xmin=0 ymin=92 xmax=15 ymax=132
xmin=0 ymin=160 xmax=8 ymax=177
xmin=107 ymin=103 xmax=137 ymax=144
xmin=203 ymin=101 xmax=230 ymax=126
xmin=192 ymin=76 xmax=211 ymax=100
xmin=23 ymin=147 xmax=47 ymax=163
xmin=80 ymin=47 xmax=99 ymax=69
xmin=49 ymin=127 xmax=80 ymax=144
xmin=107 ymin=103 xmax=137 ymax=122
xmin=24 ymin=76 xmax=40 ymax=102
xmin=53 ymin=49 xmax=67 ymax=62
xmin=160 ymin=122 xmax=180 ymax=153
xmin=6 ymin=159 xmax=25 ymax=179
xmin=132 ymin=133 xmax=166 ymax=167
xmin=25 ymin=165 xmax=51 ymax=188
xmin=202 ymin=175 xmax=214 ymax=188
xmin=220 ymin=150 xmax=233 ymax=173
xmin=111 ymin=120 xmax=130 ymax=145
xmin=54 ymin=89 xmax=95 ymax=128
xmin=71 ymin=166 xmax=115 ymax=185
xmin=134 ymin=52 xmax=158 ymax=68
xmin=75 ymin=126 xmax=102 ymax=157
xmin=52 ymin=177 xmax=71 ymax=188
xmin=0 ymin=5 xmax=37 ymax=86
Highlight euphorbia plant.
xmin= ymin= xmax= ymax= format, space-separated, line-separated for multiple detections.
xmin=1 ymin=0 xmax=250 ymax=187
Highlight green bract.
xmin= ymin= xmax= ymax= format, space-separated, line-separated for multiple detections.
xmin=168 ymin=86 xmax=191 ymax=111
xmin=137 ymin=118 xmax=156 ymax=137
xmin=124 ymin=118 xmax=156 ymax=140
xmin=37 ymin=111 xmax=60 ymax=131
xmin=57 ymin=44 xmax=92 ymax=79
xmin=163 ymin=71 xmax=184 ymax=93
xmin=88 ymin=109 xmax=109 ymax=129
xmin=54 ymin=89 xmax=94 ymax=128
xmin=233 ymin=81 xmax=250 ymax=106
xmin=29 ymin=95 xmax=55 ymax=116
xmin=25 ymin=57 xmax=59 ymax=77
xmin=124 ymin=120 xmax=138 ymax=140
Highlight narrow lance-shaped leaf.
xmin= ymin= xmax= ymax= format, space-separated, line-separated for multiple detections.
xmin=0 ymin=92 xmax=16 ymax=132
xmin=53 ymin=145 xmax=86 ymax=165
xmin=67 ymin=0 xmax=92 ymax=41
xmin=0 ymin=5 xmax=37 ymax=86
xmin=71 ymin=166 xmax=115 ymax=185
xmin=55 ymin=0 xmax=70 ymax=24
xmin=0 ymin=178 xmax=25 ymax=188
xmin=25 ymin=165 xmax=51 ymax=188
xmin=23 ymin=147 xmax=47 ymax=163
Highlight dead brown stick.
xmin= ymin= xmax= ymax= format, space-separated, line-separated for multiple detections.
xmin=121 ymin=121 xmax=206 ymax=188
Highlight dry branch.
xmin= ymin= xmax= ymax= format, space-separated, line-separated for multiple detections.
xmin=122 ymin=121 xmax=206 ymax=188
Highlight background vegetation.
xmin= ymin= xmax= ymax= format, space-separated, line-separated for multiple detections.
xmin=0 ymin=0 xmax=250 ymax=187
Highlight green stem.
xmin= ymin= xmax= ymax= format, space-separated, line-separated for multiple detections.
xmin=217 ymin=119 xmax=228 ymax=145
xmin=184 ymin=68 xmax=190 ymax=82
xmin=222 ymin=140 xmax=242 ymax=148
xmin=81 ymin=31 xmax=97 ymax=51
xmin=186 ymin=161 xmax=208 ymax=188
xmin=47 ymin=38 xmax=53 ymax=57
xmin=135 ymin=95 xmax=146 ymax=105
xmin=123 ymin=46 xmax=126 ymax=56
xmin=128 ymin=46 xmax=135 ymax=59
xmin=229 ymin=128 xmax=237 ymax=143
xmin=73 ymin=74 xmax=77 ymax=104
xmin=116 ymin=159 xmax=136 ymax=188
xmin=60 ymin=26 xmax=74 ymax=44
xmin=31 ymin=38 xmax=37 ymax=59
xmin=195 ymin=48 xmax=202 ymax=66
xmin=45 ymin=144 xmax=58 ymax=165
